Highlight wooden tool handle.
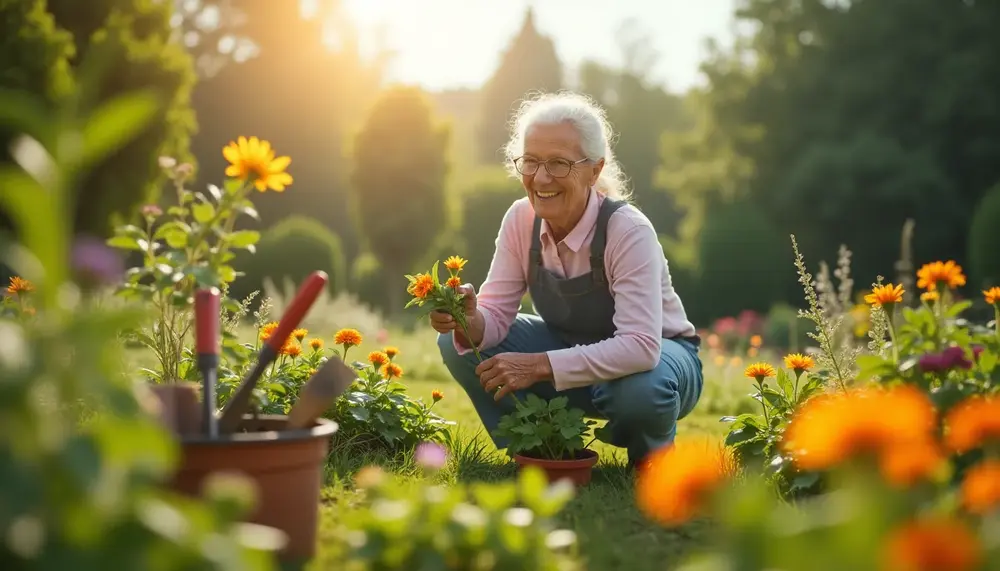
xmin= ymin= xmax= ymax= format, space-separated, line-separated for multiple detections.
xmin=266 ymin=271 xmax=328 ymax=351
xmin=194 ymin=288 xmax=220 ymax=356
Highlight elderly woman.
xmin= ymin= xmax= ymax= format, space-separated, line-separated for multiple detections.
xmin=432 ymin=92 xmax=702 ymax=467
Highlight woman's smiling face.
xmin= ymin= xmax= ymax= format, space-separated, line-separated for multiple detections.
xmin=519 ymin=121 xmax=604 ymax=238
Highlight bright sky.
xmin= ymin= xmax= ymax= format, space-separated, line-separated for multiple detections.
xmin=341 ymin=0 xmax=737 ymax=93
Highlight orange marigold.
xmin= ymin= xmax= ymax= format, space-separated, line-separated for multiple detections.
xmin=944 ymin=395 xmax=1000 ymax=454
xmin=783 ymin=353 xmax=814 ymax=373
xmin=408 ymin=273 xmax=435 ymax=299
xmin=6 ymin=276 xmax=33 ymax=295
xmin=368 ymin=351 xmax=389 ymax=368
xmin=384 ymin=346 xmax=399 ymax=359
xmin=259 ymin=321 xmax=279 ymax=341
xmin=334 ymin=328 xmax=363 ymax=347
xmin=636 ymin=437 xmax=733 ymax=526
xmin=445 ymin=276 xmax=461 ymax=288
xmin=280 ymin=340 xmax=302 ymax=357
xmin=916 ymin=260 xmax=966 ymax=291
xmin=865 ymin=283 xmax=905 ymax=306
xmin=961 ymin=459 xmax=1000 ymax=514
xmin=983 ymin=286 xmax=1000 ymax=306
xmin=782 ymin=385 xmax=937 ymax=472
xmin=882 ymin=517 xmax=982 ymax=571
xmin=382 ymin=363 xmax=403 ymax=379
xmin=308 ymin=338 xmax=324 ymax=351
xmin=431 ymin=390 xmax=444 ymax=402
xmin=744 ymin=362 xmax=776 ymax=382
xmin=292 ymin=328 xmax=308 ymax=341
xmin=443 ymin=255 xmax=467 ymax=272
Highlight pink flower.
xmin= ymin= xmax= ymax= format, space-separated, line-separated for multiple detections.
xmin=414 ymin=442 xmax=447 ymax=470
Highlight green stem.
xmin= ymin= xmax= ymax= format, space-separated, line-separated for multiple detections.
xmin=994 ymin=306 xmax=999 ymax=342
xmin=756 ymin=381 xmax=770 ymax=427
xmin=792 ymin=371 xmax=802 ymax=403
xmin=885 ymin=307 xmax=899 ymax=363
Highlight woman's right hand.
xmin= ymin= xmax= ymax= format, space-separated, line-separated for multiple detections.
xmin=429 ymin=284 xmax=478 ymax=334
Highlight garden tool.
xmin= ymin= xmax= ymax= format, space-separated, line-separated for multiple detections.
xmin=218 ymin=271 xmax=329 ymax=433
xmin=194 ymin=287 xmax=221 ymax=438
xmin=285 ymin=356 xmax=357 ymax=430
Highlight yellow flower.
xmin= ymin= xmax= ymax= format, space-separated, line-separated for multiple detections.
xmin=443 ymin=256 xmax=467 ymax=272
xmin=944 ymin=395 xmax=1000 ymax=454
xmin=368 ymin=351 xmax=389 ymax=368
xmin=864 ymin=283 xmax=904 ymax=307
xmin=783 ymin=353 xmax=815 ymax=374
xmin=259 ymin=321 xmax=278 ymax=342
xmin=961 ymin=460 xmax=1000 ymax=515
xmin=920 ymin=291 xmax=939 ymax=303
xmin=222 ymin=136 xmax=293 ymax=192
xmin=983 ymin=286 xmax=1000 ymax=306
xmin=384 ymin=346 xmax=399 ymax=359
xmin=445 ymin=276 xmax=461 ymax=288
xmin=292 ymin=328 xmax=308 ymax=341
xmin=636 ymin=437 xmax=734 ymax=526
xmin=431 ymin=390 xmax=444 ymax=402
xmin=882 ymin=517 xmax=982 ymax=571
xmin=743 ymin=362 xmax=776 ymax=382
xmin=382 ymin=363 xmax=403 ymax=379
xmin=308 ymin=338 xmax=324 ymax=351
xmin=6 ymin=276 xmax=33 ymax=295
xmin=407 ymin=273 xmax=435 ymax=299
xmin=916 ymin=260 xmax=966 ymax=291
xmin=334 ymin=328 xmax=363 ymax=348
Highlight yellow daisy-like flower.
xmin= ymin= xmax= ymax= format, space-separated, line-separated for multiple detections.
xmin=916 ymin=260 xmax=966 ymax=291
xmin=921 ymin=291 xmax=939 ymax=303
xmin=983 ymin=286 xmax=1000 ymax=306
xmin=222 ymin=136 xmax=293 ymax=192
xmin=292 ymin=328 xmax=308 ymax=341
xmin=783 ymin=353 xmax=815 ymax=374
xmin=443 ymin=256 xmax=467 ymax=272
xmin=865 ymin=283 xmax=905 ymax=307
xmin=334 ymin=328 xmax=363 ymax=347
xmin=6 ymin=276 xmax=33 ymax=295
xmin=744 ymin=362 xmax=776 ymax=382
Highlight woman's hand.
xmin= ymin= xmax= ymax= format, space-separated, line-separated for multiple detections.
xmin=476 ymin=353 xmax=553 ymax=401
xmin=429 ymin=283 xmax=477 ymax=333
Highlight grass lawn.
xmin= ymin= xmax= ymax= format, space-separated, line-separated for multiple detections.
xmin=301 ymin=325 xmax=758 ymax=570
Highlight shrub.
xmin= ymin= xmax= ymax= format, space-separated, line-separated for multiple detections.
xmin=967 ymin=181 xmax=1000 ymax=290
xmin=232 ymin=215 xmax=346 ymax=304
xmin=457 ymin=168 xmax=524 ymax=287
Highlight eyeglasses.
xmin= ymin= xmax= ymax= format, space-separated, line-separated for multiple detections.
xmin=512 ymin=156 xmax=589 ymax=178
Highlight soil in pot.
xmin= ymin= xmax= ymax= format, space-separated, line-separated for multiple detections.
xmin=513 ymin=448 xmax=599 ymax=487
xmin=167 ymin=415 xmax=338 ymax=564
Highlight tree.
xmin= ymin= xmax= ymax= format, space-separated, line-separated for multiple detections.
xmin=476 ymin=7 xmax=562 ymax=163
xmin=349 ymin=86 xmax=451 ymax=314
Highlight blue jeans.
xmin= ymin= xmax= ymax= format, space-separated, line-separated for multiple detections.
xmin=436 ymin=313 xmax=704 ymax=464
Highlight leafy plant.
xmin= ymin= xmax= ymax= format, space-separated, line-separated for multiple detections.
xmin=493 ymin=394 xmax=598 ymax=461
xmin=339 ymin=463 xmax=581 ymax=570
xmin=405 ymin=255 xmax=482 ymax=361
xmin=108 ymin=146 xmax=277 ymax=383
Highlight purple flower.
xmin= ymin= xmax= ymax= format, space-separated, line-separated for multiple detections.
xmin=414 ymin=442 xmax=447 ymax=471
xmin=972 ymin=345 xmax=985 ymax=361
xmin=919 ymin=346 xmax=973 ymax=373
xmin=72 ymin=235 xmax=124 ymax=289
xmin=918 ymin=353 xmax=947 ymax=373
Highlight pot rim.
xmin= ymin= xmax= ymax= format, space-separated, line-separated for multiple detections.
xmin=513 ymin=447 xmax=599 ymax=468
xmin=179 ymin=415 xmax=339 ymax=445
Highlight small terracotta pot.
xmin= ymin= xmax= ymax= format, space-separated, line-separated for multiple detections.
xmin=167 ymin=415 xmax=338 ymax=563
xmin=148 ymin=382 xmax=203 ymax=436
xmin=513 ymin=448 xmax=599 ymax=487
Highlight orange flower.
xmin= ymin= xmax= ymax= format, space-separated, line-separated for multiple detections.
xmin=445 ymin=276 xmax=461 ymax=288
xmin=636 ymin=437 xmax=734 ymax=526
xmin=783 ymin=353 xmax=814 ymax=373
xmin=782 ymin=385 xmax=937 ymax=472
xmin=382 ymin=363 xmax=403 ymax=379
xmin=944 ymin=395 xmax=1000 ymax=453
xmin=961 ymin=460 xmax=1000 ymax=514
xmin=292 ymin=328 xmax=308 ymax=341
xmin=384 ymin=346 xmax=399 ymax=359
xmin=368 ymin=351 xmax=389 ymax=368
xmin=280 ymin=340 xmax=302 ymax=357
xmin=920 ymin=291 xmax=939 ymax=303
xmin=879 ymin=439 xmax=946 ymax=488
xmin=865 ymin=283 xmax=905 ymax=306
xmin=744 ymin=362 xmax=776 ymax=382
xmin=443 ymin=256 xmax=467 ymax=272
xmin=749 ymin=334 xmax=762 ymax=348
xmin=222 ymin=136 xmax=293 ymax=192
xmin=407 ymin=273 xmax=434 ymax=299
xmin=983 ymin=286 xmax=1000 ymax=306
xmin=6 ymin=276 xmax=33 ymax=295
xmin=882 ymin=517 xmax=982 ymax=571
xmin=259 ymin=321 xmax=278 ymax=342
xmin=916 ymin=260 xmax=966 ymax=291
xmin=308 ymin=338 xmax=324 ymax=351
xmin=431 ymin=390 xmax=444 ymax=402
xmin=334 ymin=328 xmax=363 ymax=347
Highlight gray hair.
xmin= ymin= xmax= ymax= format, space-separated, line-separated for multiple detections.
xmin=503 ymin=91 xmax=631 ymax=201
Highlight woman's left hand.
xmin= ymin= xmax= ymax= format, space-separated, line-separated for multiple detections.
xmin=476 ymin=353 xmax=552 ymax=401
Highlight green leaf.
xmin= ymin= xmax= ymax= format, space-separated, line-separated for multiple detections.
xmin=224 ymin=178 xmax=245 ymax=195
xmin=228 ymin=230 xmax=260 ymax=248
xmin=80 ymin=90 xmax=161 ymax=170
xmin=0 ymin=88 xmax=55 ymax=149
xmin=162 ymin=228 xmax=188 ymax=248
xmin=106 ymin=235 xmax=142 ymax=250
xmin=192 ymin=202 xmax=216 ymax=224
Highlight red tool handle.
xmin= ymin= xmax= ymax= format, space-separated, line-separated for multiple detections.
xmin=194 ymin=287 xmax=221 ymax=355
xmin=266 ymin=271 xmax=328 ymax=351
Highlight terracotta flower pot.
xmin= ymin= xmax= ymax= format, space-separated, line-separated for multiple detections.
xmin=167 ymin=415 xmax=338 ymax=563
xmin=513 ymin=448 xmax=599 ymax=487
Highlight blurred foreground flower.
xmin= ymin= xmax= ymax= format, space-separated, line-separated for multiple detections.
xmin=636 ymin=437 xmax=733 ymax=526
xmin=414 ymin=442 xmax=447 ymax=471
xmin=882 ymin=517 xmax=982 ymax=571
xmin=72 ymin=235 xmax=124 ymax=290
xmin=944 ymin=395 xmax=1000 ymax=454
